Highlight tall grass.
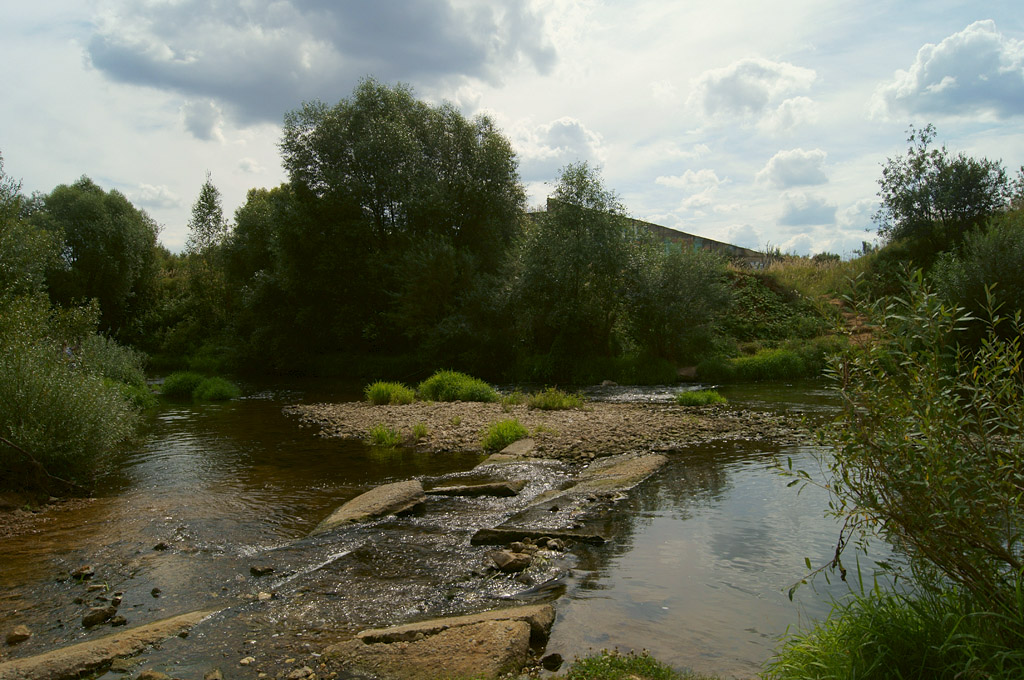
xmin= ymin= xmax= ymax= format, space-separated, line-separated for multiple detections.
xmin=367 ymin=423 xmax=402 ymax=447
xmin=364 ymin=380 xmax=415 ymax=405
xmin=481 ymin=419 xmax=528 ymax=451
xmin=527 ymin=387 xmax=586 ymax=410
xmin=564 ymin=649 xmax=715 ymax=680
xmin=675 ymin=389 xmax=726 ymax=406
xmin=417 ymin=370 xmax=498 ymax=402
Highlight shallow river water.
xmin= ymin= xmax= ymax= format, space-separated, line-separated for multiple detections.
xmin=0 ymin=380 xmax=887 ymax=679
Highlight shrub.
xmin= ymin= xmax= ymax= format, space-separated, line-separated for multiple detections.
xmin=78 ymin=333 xmax=148 ymax=388
xmin=364 ymin=380 xmax=416 ymax=405
xmin=500 ymin=390 xmax=527 ymax=408
xmin=698 ymin=348 xmax=811 ymax=382
xmin=193 ymin=377 xmax=241 ymax=401
xmin=527 ymin=387 xmax=586 ymax=410
xmin=481 ymin=419 xmax=528 ymax=452
xmin=110 ymin=379 xmax=158 ymax=409
xmin=367 ymin=423 xmax=401 ymax=447
xmin=417 ymin=370 xmax=498 ymax=402
xmin=161 ymin=371 xmax=205 ymax=399
xmin=675 ymin=389 xmax=726 ymax=406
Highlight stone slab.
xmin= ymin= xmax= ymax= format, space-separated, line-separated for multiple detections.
xmin=355 ymin=603 xmax=554 ymax=644
xmin=311 ymin=480 xmax=425 ymax=535
xmin=424 ymin=480 xmax=526 ymax=497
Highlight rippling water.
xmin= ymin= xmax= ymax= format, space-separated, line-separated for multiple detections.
xmin=0 ymin=380 xmax=890 ymax=679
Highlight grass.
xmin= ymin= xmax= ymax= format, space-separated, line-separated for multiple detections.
xmin=562 ymin=649 xmax=715 ymax=680
xmin=367 ymin=423 xmax=402 ymax=447
xmin=527 ymin=387 xmax=587 ymax=410
xmin=698 ymin=348 xmax=808 ymax=382
xmin=765 ymin=586 xmax=1024 ymax=680
xmin=412 ymin=421 xmax=429 ymax=441
xmin=417 ymin=370 xmax=499 ymax=403
xmin=675 ymin=389 xmax=726 ymax=406
xmin=364 ymin=380 xmax=416 ymax=405
xmin=161 ymin=371 xmax=240 ymax=401
xmin=481 ymin=419 xmax=528 ymax=452
xmin=193 ymin=377 xmax=241 ymax=401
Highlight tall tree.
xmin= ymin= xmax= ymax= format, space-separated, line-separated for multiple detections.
xmin=185 ymin=172 xmax=227 ymax=256
xmin=34 ymin=177 xmax=159 ymax=337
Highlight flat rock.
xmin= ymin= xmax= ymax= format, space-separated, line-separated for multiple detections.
xmin=311 ymin=480 xmax=425 ymax=535
xmin=81 ymin=606 xmax=117 ymax=628
xmin=470 ymin=527 xmax=606 ymax=545
xmin=5 ymin=626 xmax=31 ymax=645
xmin=327 ymin=620 xmax=531 ymax=680
xmin=424 ymin=480 xmax=526 ymax=497
xmin=573 ymin=453 xmax=667 ymax=492
xmin=0 ymin=609 xmax=217 ymax=680
xmin=355 ymin=603 xmax=555 ymax=644
xmin=489 ymin=550 xmax=532 ymax=572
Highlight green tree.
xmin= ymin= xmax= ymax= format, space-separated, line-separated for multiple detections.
xmin=513 ymin=162 xmax=632 ymax=358
xmin=875 ymin=124 xmax=1010 ymax=261
xmin=624 ymin=243 xmax=731 ymax=362
xmin=34 ymin=177 xmax=159 ymax=338
xmin=185 ymin=171 xmax=227 ymax=255
xmin=0 ymin=152 xmax=57 ymax=297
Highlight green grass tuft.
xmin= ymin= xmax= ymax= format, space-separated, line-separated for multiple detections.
xmin=192 ymin=376 xmax=241 ymax=401
xmin=367 ymin=423 xmax=402 ymax=447
xmin=481 ymin=419 xmax=528 ymax=452
xmin=417 ymin=370 xmax=498 ymax=402
xmin=364 ymin=380 xmax=416 ymax=405
xmin=675 ymin=389 xmax=726 ymax=406
xmin=564 ymin=649 xmax=714 ymax=680
xmin=160 ymin=371 xmax=205 ymax=399
xmin=411 ymin=421 xmax=429 ymax=441
xmin=527 ymin=387 xmax=586 ymax=410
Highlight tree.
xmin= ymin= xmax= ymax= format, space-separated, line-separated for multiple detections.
xmin=624 ymin=243 xmax=731 ymax=362
xmin=875 ymin=124 xmax=1010 ymax=259
xmin=0 ymin=152 xmax=57 ymax=297
xmin=34 ymin=177 xmax=159 ymax=337
xmin=513 ymin=162 xmax=633 ymax=358
xmin=185 ymin=171 xmax=227 ymax=255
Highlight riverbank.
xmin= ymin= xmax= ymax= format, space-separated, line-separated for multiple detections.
xmin=287 ymin=400 xmax=809 ymax=461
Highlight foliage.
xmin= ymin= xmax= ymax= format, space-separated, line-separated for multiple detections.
xmin=932 ymin=207 xmax=1024 ymax=344
xmin=766 ymin=586 xmax=1024 ymax=680
xmin=185 ymin=172 xmax=228 ymax=256
xmin=818 ymin=273 xmax=1024 ymax=613
xmin=527 ymin=387 xmax=586 ymax=410
xmin=675 ymin=389 xmax=726 ymax=406
xmin=192 ymin=376 xmax=240 ymax=401
xmin=481 ymin=419 xmax=528 ymax=452
xmin=721 ymin=270 xmax=827 ymax=342
xmin=77 ymin=333 xmax=148 ymax=388
xmin=0 ymin=295 xmax=138 ymax=492
xmin=563 ymin=649 xmax=712 ymax=680
xmin=875 ymin=124 xmax=1012 ymax=262
xmin=411 ymin=422 xmax=429 ymax=441
xmin=624 ymin=243 xmax=732 ymax=362
xmin=364 ymin=380 xmax=416 ymax=405
xmin=417 ymin=370 xmax=498 ymax=403
xmin=160 ymin=371 xmax=206 ymax=399
xmin=367 ymin=423 xmax=402 ymax=448
xmin=512 ymin=163 xmax=633 ymax=358
xmin=763 ymin=253 xmax=871 ymax=303
xmin=514 ymin=353 xmax=678 ymax=386
xmin=33 ymin=176 xmax=159 ymax=339
xmin=698 ymin=348 xmax=809 ymax=382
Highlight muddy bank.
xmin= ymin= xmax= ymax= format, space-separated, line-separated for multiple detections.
xmin=286 ymin=401 xmax=807 ymax=460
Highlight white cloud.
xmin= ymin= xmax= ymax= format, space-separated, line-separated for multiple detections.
xmin=756 ymin=148 xmax=828 ymax=188
xmin=679 ymin=187 xmax=716 ymax=210
xmin=872 ymin=20 xmax=1024 ymax=119
xmin=513 ymin=116 xmax=605 ymax=181
xmin=757 ymin=96 xmax=817 ymax=134
xmin=690 ymin=57 xmax=816 ymax=119
xmin=132 ymin=183 xmax=181 ymax=209
xmin=727 ymin=224 xmax=761 ymax=250
xmin=238 ymin=158 xmax=264 ymax=174
xmin=655 ymin=168 xmax=722 ymax=189
xmin=779 ymin=192 xmax=836 ymax=226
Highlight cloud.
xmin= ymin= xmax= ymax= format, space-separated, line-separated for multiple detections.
xmin=238 ymin=158 xmax=265 ymax=174
xmin=873 ymin=20 xmax=1024 ymax=119
xmin=86 ymin=1 xmax=557 ymax=127
xmin=779 ymin=192 xmax=836 ymax=226
xmin=727 ymin=224 xmax=761 ymax=250
xmin=756 ymin=148 xmax=828 ymax=188
xmin=655 ymin=168 xmax=722 ymax=189
xmin=758 ymin=96 xmax=817 ymax=134
xmin=133 ymin=183 xmax=181 ymax=209
xmin=690 ymin=57 xmax=816 ymax=119
xmin=514 ymin=116 xmax=604 ymax=181
xmin=679 ymin=187 xmax=715 ymax=210
xmin=181 ymin=99 xmax=224 ymax=141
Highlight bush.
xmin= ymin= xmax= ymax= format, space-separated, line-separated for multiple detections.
xmin=675 ymin=389 xmax=726 ymax=406
xmin=527 ymin=387 xmax=586 ymax=410
xmin=367 ymin=423 xmax=401 ymax=447
xmin=161 ymin=371 xmax=205 ymax=399
xmin=814 ymin=273 xmax=1024 ymax=614
xmin=0 ymin=295 xmax=137 ymax=492
xmin=364 ymin=380 xmax=416 ymax=405
xmin=193 ymin=377 xmax=241 ymax=401
xmin=698 ymin=348 xmax=811 ymax=382
xmin=481 ymin=419 xmax=528 ymax=451
xmin=417 ymin=370 xmax=498 ymax=402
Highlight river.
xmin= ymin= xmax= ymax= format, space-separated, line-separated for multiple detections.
xmin=0 ymin=381 xmax=888 ymax=679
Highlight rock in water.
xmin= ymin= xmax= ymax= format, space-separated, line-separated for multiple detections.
xmin=5 ymin=626 xmax=31 ymax=645
xmin=81 ymin=606 xmax=117 ymax=627
xmin=311 ymin=480 xmax=425 ymax=535
xmin=490 ymin=550 xmax=532 ymax=573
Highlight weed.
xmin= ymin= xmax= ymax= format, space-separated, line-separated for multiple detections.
xmin=417 ymin=370 xmax=499 ymax=402
xmin=364 ymin=380 xmax=415 ymax=405
xmin=160 ymin=371 xmax=205 ymax=399
xmin=564 ymin=649 xmax=713 ymax=680
xmin=481 ymin=419 xmax=528 ymax=452
xmin=193 ymin=377 xmax=240 ymax=401
xmin=527 ymin=387 xmax=586 ymax=410
xmin=367 ymin=424 xmax=402 ymax=447
xmin=412 ymin=421 xmax=429 ymax=441
xmin=675 ymin=389 xmax=726 ymax=406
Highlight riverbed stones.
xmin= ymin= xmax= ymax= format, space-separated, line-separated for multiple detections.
xmin=82 ymin=606 xmax=117 ymax=627
xmin=489 ymin=550 xmax=532 ymax=572
xmin=0 ymin=609 xmax=217 ymax=680
xmin=327 ymin=605 xmax=554 ymax=680
xmin=424 ymin=480 xmax=526 ymax=497
xmin=5 ymin=626 xmax=30 ymax=645
xmin=311 ymin=480 xmax=425 ymax=535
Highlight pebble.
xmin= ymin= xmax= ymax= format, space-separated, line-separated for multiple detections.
xmin=5 ymin=625 xmax=31 ymax=645
xmin=203 ymin=670 xmax=224 ymax=680
xmin=239 ymin=656 xmax=256 ymax=666
xmin=81 ymin=606 xmax=117 ymax=627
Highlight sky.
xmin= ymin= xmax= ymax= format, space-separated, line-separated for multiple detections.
xmin=2 ymin=1 xmax=1023 ymax=256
